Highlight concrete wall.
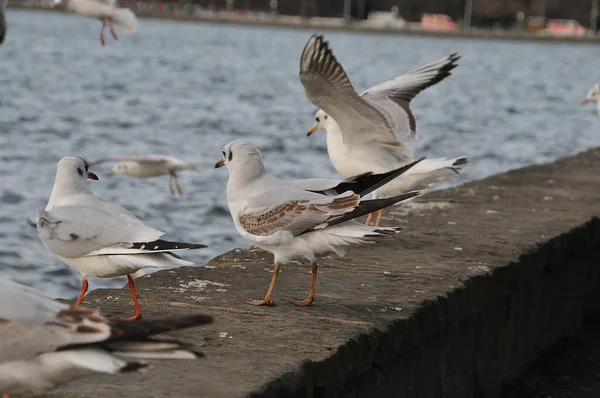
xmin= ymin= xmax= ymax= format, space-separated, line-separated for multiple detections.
xmin=52 ymin=148 xmax=600 ymax=398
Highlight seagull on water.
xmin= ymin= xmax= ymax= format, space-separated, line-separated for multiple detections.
xmin=53 ymin=0 xmax=137 ymax=46
xmin=215 ymin=140 xmax=422 ymax=306
xmin=93 ymin=154 xmax=197 ymax=196
xmin=300 ymin=34 xmax=467 ymax=227
xmin=0 ymin=280 xmax=212 ymax=397
xmin=36 ymin=157 xmax=207 ymax=320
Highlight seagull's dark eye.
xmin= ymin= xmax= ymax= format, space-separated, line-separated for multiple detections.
xmin=315 ymin=117 xmax=320 ymax=122
xmin=324 ymin=114 xmax=328 ymax=119
xmin=228 ymin=151 xmax=233 ymax=161
xmin=77 ymin=167 xmax=84 ymax=177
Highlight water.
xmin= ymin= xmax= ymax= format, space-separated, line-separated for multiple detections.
xmin=1 ymin=10 xmax=599 ymax=298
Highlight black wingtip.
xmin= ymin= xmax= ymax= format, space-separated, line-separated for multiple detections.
xmin=308 ymin=158 xmax=425 ymax=198
xmin=130 ymin=239 xmax=207 ymax=252
xmin=120 ymin=362 xmax=149 ymax=373
xmin=452 ymin=157 xmax=468 ymax=166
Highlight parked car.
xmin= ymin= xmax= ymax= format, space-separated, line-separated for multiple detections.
xmin=421 ymin=13 xmax=457 ymax=31
xmin=544 ymin=19 xmax=587 ymax=36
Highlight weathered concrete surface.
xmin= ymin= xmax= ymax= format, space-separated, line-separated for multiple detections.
xmin=50 ymin=148 xmax=600 ymax=398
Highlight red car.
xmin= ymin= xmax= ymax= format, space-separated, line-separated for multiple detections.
xmin=544 ymin=19 xmax=588 ymax=36
xmin=421 ymin=13 xmax=457 ymax=31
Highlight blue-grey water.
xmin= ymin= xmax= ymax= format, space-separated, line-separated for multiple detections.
xmin=1 ymin=10 xmax=599 ymax=298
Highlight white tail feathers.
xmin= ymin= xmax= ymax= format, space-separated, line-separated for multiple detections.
xmin=110 ymin=8 xmax=138 ymax=33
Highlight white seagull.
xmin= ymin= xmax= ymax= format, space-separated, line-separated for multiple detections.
xmin=53 ymin=0 xmax=137 ymax=46
xmin=215 ymin=140 xmax=422 ymax=306
xmin=300 ymin=34 xmax=467 ymax=227
xmin=583 ymin=81 xmax=600 ymax=118
xmin=0 ymin=280 xmax=212 ymax=397
xmin=93 ymin=154 xmax=197 ymax=196
xmin=36 ymin=157 xmax=207 ymax=320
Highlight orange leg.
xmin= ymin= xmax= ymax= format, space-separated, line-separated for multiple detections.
xmin=75 ymin=278 xmax=89 ymax=306
xmin=120 ymin=275 xmax=143 ymax=320
xmin=168 ymin=174 xmax=175 ymax=196
xmin=291 ymin=262 xmax=317 ymax=306
xmin=364 ymin=212 xmax=374 ymax=226
xmin=108 ymin=17 xmax=118 ymax=41
xmin=100 ymin=20 xmax=106 ymax=46
xmin=174 ymin=176 xmax=183 ymax=196
xmin=4 ymin=392 xmax=11 ymax=398
xmin=374 ymin=209 xmax=385 ymax=227
xmin=246 ymin=263 xmax=280 ymax=306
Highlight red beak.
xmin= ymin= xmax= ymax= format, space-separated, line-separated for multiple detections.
xmin=583 ymin=99 xmax=592 ymax=104
xmin=87 ymin=172 xmax=99 ymax=180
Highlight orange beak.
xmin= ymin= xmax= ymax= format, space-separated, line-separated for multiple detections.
xmin=307 ymin=124 xmax=319 ymax=137
xmin=214 ymin=159 xmax=225 ymax=168
xmin=583 ymin=98 xmax=592 ymax=104
xmin=106 ymin=170 xmax=116 ymax=176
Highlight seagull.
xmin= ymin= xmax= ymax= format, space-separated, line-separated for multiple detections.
xmin=300 ymin=34 xmax=467 ymax=227
xmin=0 ymin=0 xmax=7 ymax=45
xmin=215 ymin=140 xmax=423 ymax=306
xmin=36 ymin=157 xmax=207 ymax=320
xmin=583 ymin=81 xmax=600 ymax=118
xmin=93 ymin=154 xmax=197 ymax=196
xmin=53 ymin=0 xmax=137 ymax=46
xmin=0 ymin=280 xmax=212 ymax=397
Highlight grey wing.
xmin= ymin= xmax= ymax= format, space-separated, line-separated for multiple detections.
xmin=238 ymin=191 xmax=361 ymax=237
xmin=299 ymin=34 xmax=411 ymax=155
xmin=291 ymin=178 xmax=343 ymax=192
xmin=361 ymin=53 xmax=460 ymax=139
xmin=0 ymin=321 xmax=72 ymax=362
xmin=36 ymin=205 xmax=164 ymax=258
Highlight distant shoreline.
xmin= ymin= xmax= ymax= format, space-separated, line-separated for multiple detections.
xmin=8 ymin=5 xmax=600 ymax=44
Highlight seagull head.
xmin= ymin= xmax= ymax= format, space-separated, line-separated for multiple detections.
xmin=107 ymin=162 xmax=129 ymax=176
xmin=57 ymin=157 xmax=99 ymax=183
xmin=215 ymin=140 xmax=265 ymax=179
xmin=52 ymin=0 xmax=64 ymax=8
xmin=584 ymin=82 xmax=600 ymax=104
xmin=307 ymin=109 xmax=330 ymax=137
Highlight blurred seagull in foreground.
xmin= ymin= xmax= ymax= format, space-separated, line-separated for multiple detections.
xmin=53 ymin=0 xmax=137 ymax=46
xmin=93 ymin=154 xmax=197 ymax=196
xmin=0 ymin=0 xmax=7 ymax=45
xmin=300 ymin=34 xmax=467 ymax=227
xmin=583 ymin=81 xmax=600 ymax=118
xmin=0 ymin=280 xmax=212 ymax=397
xmin=36 ymin=157 xmax=206 ymax=320
xmin=215 ymin=140 xmax=423 ymax=306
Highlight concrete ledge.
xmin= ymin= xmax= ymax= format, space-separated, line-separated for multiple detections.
xmin=51 ymin=148 xmax=600 ymax=398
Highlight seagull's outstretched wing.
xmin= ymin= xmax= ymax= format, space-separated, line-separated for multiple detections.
xmin=299 ymin=34 xmax=412 ymax=156
xmin=361 ymin=53 xmax=460 ymax=139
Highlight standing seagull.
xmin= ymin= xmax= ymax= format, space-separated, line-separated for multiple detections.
xmin=53 ymin=0 xmax=137 ymax=46
xmin=215 ymin=140 xmax=422 ymax=306
xmin=583 ymin=81 xmax=600 ymax=119
xmin=0 ymin=280 xmax=212 ymax=397
xmin=94 ymin=154 xmax=197 ymax=196
xmin=300 ymin=34 xmax=467 ymax=227
xmin=36 ymin=157 xmax=207 ymax=320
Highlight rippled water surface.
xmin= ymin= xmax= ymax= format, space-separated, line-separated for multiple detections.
xmin=1 ymin=10 xmax=599 ymax=298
